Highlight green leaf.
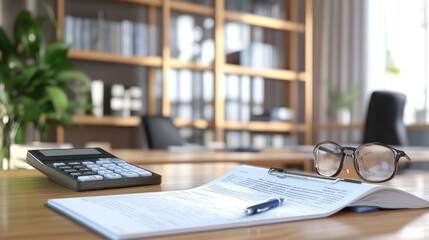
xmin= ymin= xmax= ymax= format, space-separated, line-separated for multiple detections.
xmin=41 ymin=0 xmax=57 ymax=29
xmin=17 ymin=96 xmax=40 ymax=122
xmin=41 ymin=41 xmax=70 ymax=67
xmin=44 ymin=86 xmax=68 ymax=115
xmin=0 ymin=28 xmax=14 ymax=58
xmin=13 ymin=10 xmax=44 ymax=59
xmin=56 ymin=70 xmax=91 ymax=85
xmin=20 ymin=65 xmax=38 ymax=86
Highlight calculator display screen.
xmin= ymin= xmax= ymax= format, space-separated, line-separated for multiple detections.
xmin=40 ymin=148 xmax=102 ymax=157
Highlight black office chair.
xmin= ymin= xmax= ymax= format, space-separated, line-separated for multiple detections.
xmin=142 ymin=115 xmax=185 ymax=149
xmin=362 ymin=91 xmax=408 ymax=146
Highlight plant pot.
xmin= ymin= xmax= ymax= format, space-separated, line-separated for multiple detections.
xmin=336 ymin=109 xmax=351 ymax=125
xmin=0 ymin=116 xmax=19 ymax=170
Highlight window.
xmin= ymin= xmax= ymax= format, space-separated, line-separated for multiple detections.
xmin=381 ymin=0 xmax=429 ymax=124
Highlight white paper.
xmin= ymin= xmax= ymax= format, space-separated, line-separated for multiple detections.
xmin=47 ymin=165 xmax=429 ymax=239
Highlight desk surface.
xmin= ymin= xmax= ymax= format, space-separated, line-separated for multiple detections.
xmin=110 ymin=146 xmax=429 ymax=173
xmin=2 ymin=162 xmax=429 ymax=240
xmin=111 ymin=149 xmax=315 ymax=171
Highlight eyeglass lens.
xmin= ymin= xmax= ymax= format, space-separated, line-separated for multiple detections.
xmin=355 ymin=144 xmax=396 ymax=182
xmin=313 ymin=142 xmax=343 ymax=177
xmin=314 ymin=142 xmax=397 ymax=182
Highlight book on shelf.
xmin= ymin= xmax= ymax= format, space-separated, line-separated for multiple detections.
xmin=46 ymin=165 xmax=429 ymax=239
xmin=64 ymin=14 xmax=149 ymax=57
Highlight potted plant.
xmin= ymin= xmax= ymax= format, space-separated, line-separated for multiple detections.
xmin=0 ymin=6 xmax=90 ymax=168
xmin=327 ymin=82 xmax=359 ymax=124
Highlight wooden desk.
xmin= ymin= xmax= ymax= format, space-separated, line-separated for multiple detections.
xmin=110 ymin=146 xmax=429 ymax=174
xmin=111 ymin=149 xmax=315 ymax=171
xmin=2 ymin=163 xmax=429 ymax=239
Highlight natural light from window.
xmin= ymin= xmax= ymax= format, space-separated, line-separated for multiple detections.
xmin=384 ymin=0 xmax=428 ymax=124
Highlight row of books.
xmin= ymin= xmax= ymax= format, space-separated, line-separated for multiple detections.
xmin=226 ymin=0 xmax=287 ymax=20
xmin=64 ymin=15 xmax=158 ymax=56
xmin=64 ymin=15 xmax=284 ymax=68
xmin=168 ymin=70 xmax=213 ymax=120
xmin=225 ymin=23 xmax=286 ymax=69
xmin=167 ymin=71 xmax=290 ymax=123
xmin=175 ymin=127 xmax=294 ymax=150
xmin=225 ymin=131 xmax=294 ymax=149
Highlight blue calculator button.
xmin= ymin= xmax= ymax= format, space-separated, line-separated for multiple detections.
xmin=77 ymin=175 xmax=103 ymax=182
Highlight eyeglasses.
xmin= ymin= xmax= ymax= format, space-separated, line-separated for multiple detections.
xmin=313 ymin=141 xmax=411 ymax=183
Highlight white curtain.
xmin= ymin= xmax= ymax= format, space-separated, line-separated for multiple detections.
xmin=313 ymin=0 xmax=380 ymax=143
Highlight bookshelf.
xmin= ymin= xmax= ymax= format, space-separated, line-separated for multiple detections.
xmin=1 ymin=0 xmax=313 ymax=148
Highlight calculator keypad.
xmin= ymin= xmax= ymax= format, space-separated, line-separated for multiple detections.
xmin=52 ymin=158 xmax=152 ymax=182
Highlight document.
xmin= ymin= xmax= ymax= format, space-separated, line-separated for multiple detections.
xmin=46 ymin=165 xmax=429 ymax=239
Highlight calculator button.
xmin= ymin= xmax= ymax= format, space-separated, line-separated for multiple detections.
xmin=77 ymin=175 xmax=103 ymax=182
xmin=103 ymin=173 xmax=122 ymax=179
xmin=85 ymin=164 xmax=99 ymax=168
xmin=117 ymin=163 xmax=132 ymax=167
xmin=113 ymin=168 xmax=126 ymax=173
xmin=102 ymin=163 xmax=116 ymax=168
xmin=63 ymin=169 xmax=79 ymax=173
xmin=53 ymin=163 xmax=66 ymax=167
xmin=79 ymin=168 xmax=92 ymax=172
xmin=120 ymin=172 xmax=139 ymax=178
xmin=107 ymin=166 xmax=121 ymax=171
xmin=90 ymin=167 xmax=103 ymax=171
xmin=57 ymin=165 xmax=72 ymax=170
xmin=68 ymin=162 xmax=81 ymax=165
xmin=72 ymin=165 xmax=85 ymax=169
xmin=123 ymin=166 xmax=140 ymax=171
xmin=70 ymin=172 xmax=84 ymax=178
xmin=82 ymin=161 xmax=95 ymax=165
xmin=80 ymin=171 xmax=98 ymax=175
xmin=97 ymin=160 xmax=112 ymax=165
xmin=111 ymin=158 xmax=125 ymax=163
xmin=133 ymin=170 xmax=152 ymax=177
xmin=97 ymin=170 xmax=113 ymax=175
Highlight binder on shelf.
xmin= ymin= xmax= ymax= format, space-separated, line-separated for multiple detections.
xmin=104 ymin=84 xmax=143 ymax=117
xmin=46 ymin=165 xmax=429 ymax=239
xmin=129 ymin=86 xmax=143 ymax=116
xmin=104 ymin=84 xmax=125 ymax=116
xmin=90 ymin=80 xmax=104 ymax=117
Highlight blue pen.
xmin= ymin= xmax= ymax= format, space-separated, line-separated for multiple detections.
xmin=245 ymin=197 xmax=285 ymax=215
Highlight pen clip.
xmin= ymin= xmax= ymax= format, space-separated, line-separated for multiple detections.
xmin=268 ymin=168 xmax=361 ymax=184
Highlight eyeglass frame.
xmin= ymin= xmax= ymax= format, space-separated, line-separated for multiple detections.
xmin=312 ymin=141 xmax=411 ymax=183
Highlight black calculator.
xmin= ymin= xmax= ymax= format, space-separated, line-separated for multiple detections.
xmin=26 ymin=148 xmax=161 ymax=191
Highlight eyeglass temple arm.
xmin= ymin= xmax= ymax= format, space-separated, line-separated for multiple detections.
xmin=316 ymin=145 xmax=355 ymax=155
xmin=316 ymin=146 xmax=338 ymax=155
xmin=390 ymin=146 xmax=411 ymax=161
xmin=402 ymin=152 xmax=411 ymax=161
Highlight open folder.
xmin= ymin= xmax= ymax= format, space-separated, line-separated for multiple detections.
xmin=46 ymin=165 xmax=429 ymax=239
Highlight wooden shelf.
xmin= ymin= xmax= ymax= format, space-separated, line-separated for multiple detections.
xmin=224 ymin=121 xmax=306 ymax=133
xmin=48 ymin=0 xmax=313 ymax=146
xmin=119 ymin=0 xmax=161 ymax=7
xmin=170 ymin=1 xmax=213 ymax=15
xmin=69 ymin=116 xmax=307 ymax=134
xmin=169 ymin=58 xmax=214 ymax=71
xmin=224 ymin=10 xmax=305 ymax=32
xmin=173 ymin=119 xmax=212 ymax=129
xmin=68 ymin=50 xmax=162 ymax=67
xmin=224 ymin=64 xmax=305 ymax=81
xmin=316 ymin=123 xmax=363 ymax=130
xmin=72 ymin=115 xmax=141 ymax=127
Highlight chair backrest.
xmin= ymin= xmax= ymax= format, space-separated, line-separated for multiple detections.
xmin=142 ymin=115 xmax=185 ymax=149
xmin=362 ymin=91 xmax=408 ymax=146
